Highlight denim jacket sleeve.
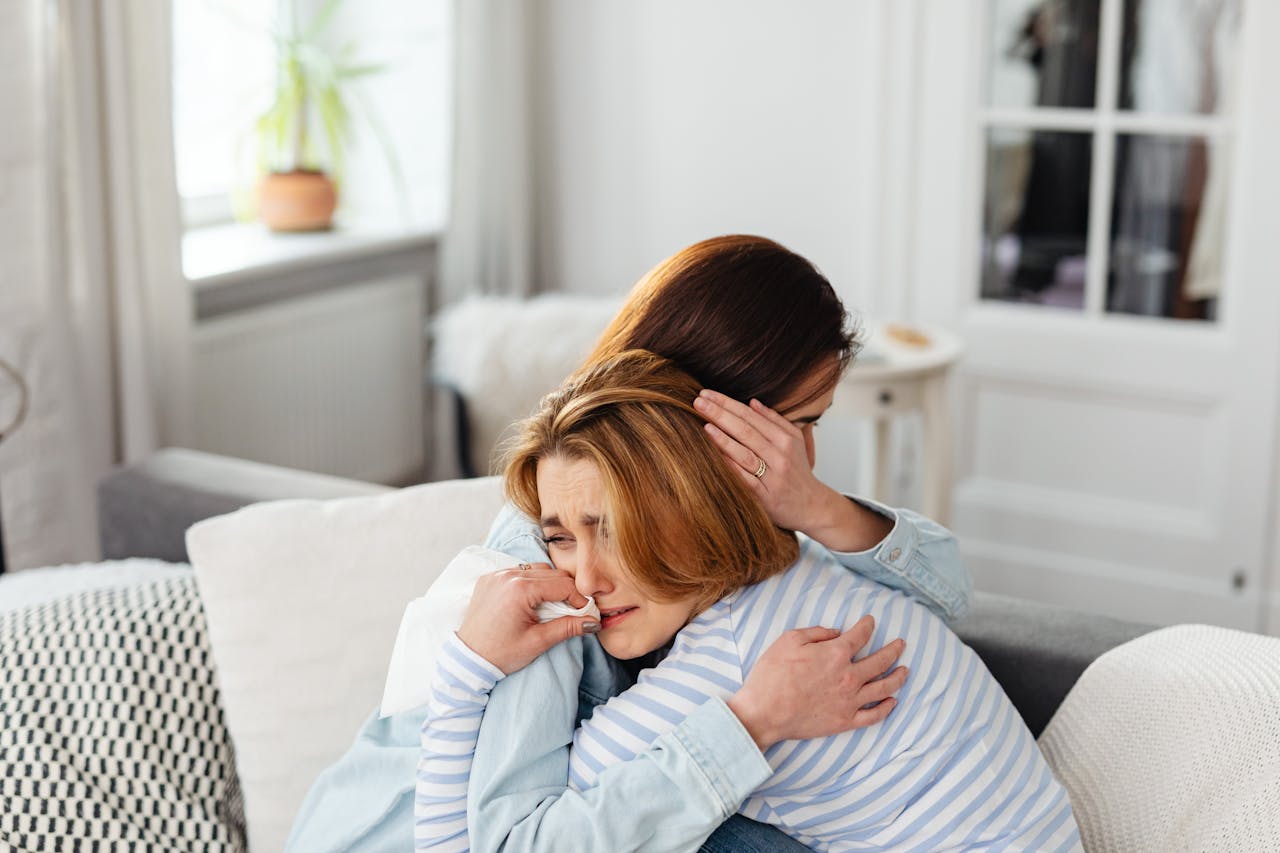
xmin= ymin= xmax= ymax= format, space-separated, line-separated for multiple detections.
xmin=469 ymin=645 xmax=771 ymax=853
xmin=468 ymin=503 xmax=773 ymax=853
xmin=828 ymin=495 xmax=972 ymax=621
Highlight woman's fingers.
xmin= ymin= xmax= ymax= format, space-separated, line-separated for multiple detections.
xmin=696 ymin=389 xmax=783 ymax=468
xmin=532 ymin=614 xmax=602 ymax=650
xmin=849 ymin=697 xmax=897 ymax=728
xmin=695 ymin=390 xmax=789 ymax=460
xmin=852 ymin=637 xmax=907 ymax=680
xmin=510 ymin=569 xmax=589 ymax=609
xmin=704 ymin=421 xmax=771 ymax=479
xmin=459 ymin=566 xmax=594 ymax=674
xmin=749 ymin=396 xmax=805 ymax=431
xmin=857 ymin=666 xmax=909 ymax=705
xmin=788 ymin=625 xmax=844 ymax=645
xmin=498 ymin=563 xmax=589 ymax=608
xmin=835 ymin=615 xmax=877 ymax=655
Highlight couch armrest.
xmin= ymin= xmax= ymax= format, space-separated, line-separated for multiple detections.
xmin=98 ymin=448 xmax=393 ymax=563
xmin=953 ymin=592 xmax=1154 ymax=737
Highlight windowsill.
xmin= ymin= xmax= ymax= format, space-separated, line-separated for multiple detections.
xmin=184 ymin=218 xmax=443 ymax=321
xmin=184 ymin=218 xmax=442 ymax=287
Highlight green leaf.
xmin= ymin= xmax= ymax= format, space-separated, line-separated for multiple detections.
xmin=337 ymin=63 xmax=388 ymax=79
xmin=303 ymin=0 xmax=347 ymax=41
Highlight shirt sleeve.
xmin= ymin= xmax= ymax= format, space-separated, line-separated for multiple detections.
xmin=414 ymin=633 xmax=505 ymax=852
xmin=469 ymin=501 xmax=772 ymax=851
xmin=826 ymin=495 xmax=973 ymax=621
xmin=468 ymin=640 xmax=771 ymax=853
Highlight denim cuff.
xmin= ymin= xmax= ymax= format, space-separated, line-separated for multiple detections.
xmin=672 ymin=698 xmax=772 ymax=816
xmin=827 ymin=495 xmax=970 ymax=621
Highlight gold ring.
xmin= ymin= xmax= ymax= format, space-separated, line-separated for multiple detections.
xmin=753 ymin=458 xmax=767 ymax=479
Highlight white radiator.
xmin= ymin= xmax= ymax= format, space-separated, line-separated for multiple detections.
xmin=192 ymin=275 xmax=425 ymax=484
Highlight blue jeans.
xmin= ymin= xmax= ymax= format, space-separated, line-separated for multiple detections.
xmin=700 ymin=815 xmax=812 ymax=852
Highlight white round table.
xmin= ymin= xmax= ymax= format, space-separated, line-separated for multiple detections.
xmin=832 ymin=323 xmax=964 ymax=525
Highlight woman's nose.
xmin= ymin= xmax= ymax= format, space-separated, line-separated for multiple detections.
xmin=573 ymin=546 xmax=614 ymax=597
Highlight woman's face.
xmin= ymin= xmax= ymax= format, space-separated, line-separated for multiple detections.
xmin=777 ymin=361 xmax=840 ymax=468
xmin=536 ymin=455 xmax=698 ymax=660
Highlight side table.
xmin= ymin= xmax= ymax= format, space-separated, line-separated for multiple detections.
xmin=833 ymin=323 xmax=964 ymax=526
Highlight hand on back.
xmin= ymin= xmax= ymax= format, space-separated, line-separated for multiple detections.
xmin=727 ymin=615 xmax=907 ymax=751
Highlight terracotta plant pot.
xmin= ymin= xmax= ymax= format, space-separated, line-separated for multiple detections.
xmin=257 ymin=170 xmax=337 ymax=232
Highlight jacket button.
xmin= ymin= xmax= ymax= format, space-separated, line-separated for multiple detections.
xmin=888 ymin=547 xmax=902 ymax=561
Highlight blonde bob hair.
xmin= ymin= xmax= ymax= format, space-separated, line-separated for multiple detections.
xmin=503 ymin=350 xmax=799 ymax=615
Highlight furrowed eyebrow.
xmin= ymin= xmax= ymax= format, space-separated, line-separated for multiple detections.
xmin=539 ymin=514 xmax=601 ymax=528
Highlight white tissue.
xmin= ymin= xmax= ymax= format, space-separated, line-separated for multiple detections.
xmin=379 ymin=545 xmax=599 ymax=718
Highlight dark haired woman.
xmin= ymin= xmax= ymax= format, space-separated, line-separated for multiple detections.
xmin=287 ymin=236 xmax=969 ymax=852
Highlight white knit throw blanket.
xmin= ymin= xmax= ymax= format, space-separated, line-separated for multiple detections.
xmin=1039 ymin=624 xmax=1280 ymax=852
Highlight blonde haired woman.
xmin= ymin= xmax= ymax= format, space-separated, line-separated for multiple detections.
xmin=416 ymin=351 xmax=1080 ymax=851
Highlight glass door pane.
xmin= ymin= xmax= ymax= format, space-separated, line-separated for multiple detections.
xmin=1107 ymin=134 xmax=1223 ymax=320
xmin=1118 ymin=0 xmax=1242 ymax=115
xmin=988 ymin=0 xmax=1101 ymax=109
xmin=982 ymin=128 xmax=1093 ymax=309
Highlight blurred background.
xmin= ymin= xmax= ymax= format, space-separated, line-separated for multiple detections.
xmin=2 ymin=0 xmax=1277 ymax=634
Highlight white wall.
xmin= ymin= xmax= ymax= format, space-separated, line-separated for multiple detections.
xmin=530 ymin=0 xmax=926 ymax=499
xmin=532 ymin=0 xmax=890 ymax=313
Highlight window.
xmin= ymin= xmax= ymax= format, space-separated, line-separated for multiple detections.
xmin=172 ymin=0 xmax=451 ymax=235
xmin=172 ymin=1 xmax=276 ymax=228
xmin=979 ymin=0 xmax=1241 ymax=321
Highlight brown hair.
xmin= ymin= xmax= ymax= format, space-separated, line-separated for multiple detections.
xmin=504 ymin=349 xmax=799 ymax=614
xmin=586 ymin=235 xmax=860 ymax=412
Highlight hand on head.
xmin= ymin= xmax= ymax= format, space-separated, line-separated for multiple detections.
xmin=456 ymin=564 xmax=598 ymax=675
xmin=695 ymin=389 xmax=836 ymax=532
xmin=727 ymin=615 xmax=908 ymax=751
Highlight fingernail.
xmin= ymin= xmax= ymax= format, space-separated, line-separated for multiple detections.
xmin=582 ymin=621 xmax=601 ymax=634
xmin=693 ymin=396 xmax=708 ymax=410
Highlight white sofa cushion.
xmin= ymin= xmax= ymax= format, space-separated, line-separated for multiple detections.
xmin=1039 ymin=624 xmax=1280 ymax=852
xmin=186 ymin=476 xmax=505 ymax=853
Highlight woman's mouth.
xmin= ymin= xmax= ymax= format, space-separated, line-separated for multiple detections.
xmin=599 ymin=605 xmax=638 ymax=629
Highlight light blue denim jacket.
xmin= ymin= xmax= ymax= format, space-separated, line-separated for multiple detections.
xmin=286 ymin=496 xmax=969 ymax=852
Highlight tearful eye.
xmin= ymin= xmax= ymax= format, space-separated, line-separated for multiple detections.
xmin=542 ymin=534 xmax=574 ymax=549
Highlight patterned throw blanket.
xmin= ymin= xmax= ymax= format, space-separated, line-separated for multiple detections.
xmin=0 ymin=575 xmax=246 ymax=852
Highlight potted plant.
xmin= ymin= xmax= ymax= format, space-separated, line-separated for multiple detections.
xmin=251 ymin=0 xmax=394 ymax=232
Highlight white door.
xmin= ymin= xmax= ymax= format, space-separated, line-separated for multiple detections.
xmin=907 ymin=0 xmax=1280 ymax=631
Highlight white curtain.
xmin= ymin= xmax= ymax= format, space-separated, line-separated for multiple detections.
xmin=0 ymin=0 xmax=189 ymax=571
xmin=438 ymin=0 xmax=537 ymax=303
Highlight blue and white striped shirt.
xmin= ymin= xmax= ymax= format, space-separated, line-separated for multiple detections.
xmin=567 ymin=536 xmax=1081 ymax=851
xmin=417 ymin=535 xmax=1079 ymax=851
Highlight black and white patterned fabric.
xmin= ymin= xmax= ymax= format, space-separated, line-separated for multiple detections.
xmin=0 ymin=575 xmax=246 ymax=852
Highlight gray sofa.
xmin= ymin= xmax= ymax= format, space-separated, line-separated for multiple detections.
xmin=99 ymin=447 xmax=1153 ymax=739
